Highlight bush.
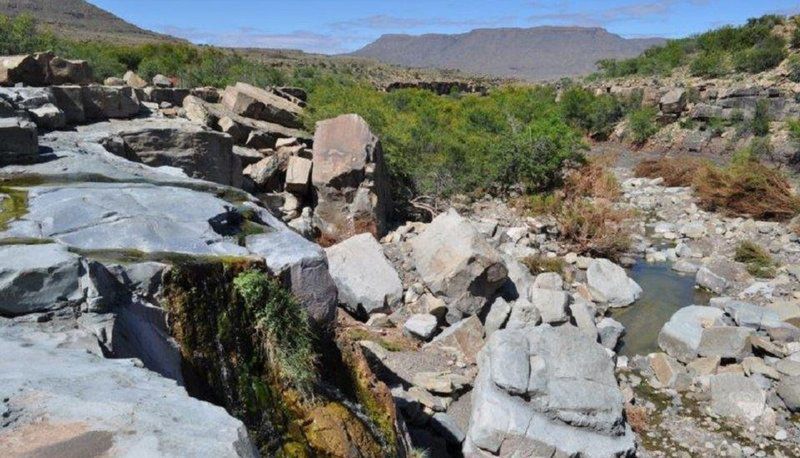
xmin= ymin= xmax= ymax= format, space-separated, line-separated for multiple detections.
xmin=732 ymin=137 xmax=773 ymax=163
xmin=738 ymin=99 xmax=771 ymax=137
xmin=233 ymin=270 xmax=316 ymax=394
xmin=555 ymin=199 xmax=633 ymax=259
xmin=792 ymin=27 xmax=800 ymax=49
xmin=734 ymin=240 xmax=777 ymax=278
xmin=733 ymin=35 xmax=787 ymax=73
xmin=627 ymin=107 xmax=659 ymax=145
xmin=560 ymin=86 xmax=624 ymax=139
xmin=689 ymin=51 xmax=728 ymax=77
xmin=788 ymin=55 xmax=800 ymax=83
xmin=562 ymin=154 xmax=621 ymax=201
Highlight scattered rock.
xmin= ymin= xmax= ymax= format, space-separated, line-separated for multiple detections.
xmin=404 ymin=313 xmax=438 ymax=340
xmin=586 ymin=259 xmax=642 ymax=307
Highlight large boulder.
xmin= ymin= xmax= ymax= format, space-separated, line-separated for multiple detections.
xmin=311 ymin=114 xmax=391 ymax=242
xmin=47 ymin=56 xmax=92 ymax=85
xmin=658 ymin=305 xmax=726 ymax=362
xmin=586 ymin=259 xmax=642 ymax=307
xmin=411 ymin=209 xmax=508 ymax=323
xmin=464 ymin=325 xmax=635 ymax=457
xmin=325 ymin=233 xmax=403 ymax=316
xmin=221 ymin=82 xmax=303 ymax=128
xmin=94 ymin=118 xmax=242 ymax=187
xmin=80 ymin=85 xmax=142 ymax=120
xmin=660 ymin=88 xmax=687 ymax=115
xmin=0 ymin=117 xmax=38 ymax=165
xmin=0 ymin=244 xmax=83 ymax=316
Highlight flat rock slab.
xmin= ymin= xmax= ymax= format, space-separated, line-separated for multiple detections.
xmin=5 ymin=182 xmax=246 ymax=256
xmin=0 ymin=317 xmax=256 ymax=457
xmin=710 ymin=373 xmax=766 ymax=422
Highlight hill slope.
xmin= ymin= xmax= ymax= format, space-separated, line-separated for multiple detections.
xmin=0 ymin=0 xmax=179 ymax=43
xmin=351 ymin=26 xmax=665 ymax=81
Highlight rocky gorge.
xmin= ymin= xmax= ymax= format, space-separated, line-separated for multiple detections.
xmin=1 ymin=49 xmax=799 ymax=458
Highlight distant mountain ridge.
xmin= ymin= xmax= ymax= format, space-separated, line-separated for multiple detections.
xmin=0 ymin=0 xmax=180 ymax=44
xmin=351 ymin=26 xmax=666 ymax=81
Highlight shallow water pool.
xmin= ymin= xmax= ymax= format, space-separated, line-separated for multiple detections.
xmin=611 ymin=261 xmax=712 ymax=357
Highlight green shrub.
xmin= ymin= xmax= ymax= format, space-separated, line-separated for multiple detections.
xmin=792 ymin=27 xmax=800 ymax=49
xmin=627 ymin=107 xmax=659 ymax=145
xmin=689 ymin=51 xmax=728 ymax=77
xmin=737 ymin=99 xmax=771 ymax=137
xmin=733 ymin=35 xmax=787 ymax=73
xmin=734 ymin=240 xmax=777 ymax=278
xmin=788 ymin=55 xmax=800 ymax=83
xmin=521 ymin=255 xmax=566 ymax=275
xmin=732 ymin=137 xmax=773 ymax=163
xmin=233 ymin=270 xmax=316 ymax=394
xmin=560 ymin=86 xmax=624 ymax=139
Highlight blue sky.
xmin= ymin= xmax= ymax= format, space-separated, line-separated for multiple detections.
xmin=91 ymin=0 xmax=800 ymax=54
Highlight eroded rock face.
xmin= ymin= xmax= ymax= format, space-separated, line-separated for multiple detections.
xmin=464 ymin=325 xmax=635 ymax=457
xmin=325 ymin=233 xmax=403 ymax=316
xmin=312 ymin=114 xmax=391 ymax=242
xmin=411 ymin=209 xmax=508 ymax=323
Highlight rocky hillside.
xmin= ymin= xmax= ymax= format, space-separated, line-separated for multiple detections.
xmin=351 ymin=26 xmax=665 ymax=81
xmin=0 ymin=0 xmax=178 ymax=43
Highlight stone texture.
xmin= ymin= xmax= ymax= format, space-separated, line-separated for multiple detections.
xmin=597 ymin=317 xmax=625 ymax=350
xmin=284 ymin=155 xmax=312 ymax=194
xmin=428 ymin=315 xmax=485 ymax=365
xmin=325 ymin=233 xmax=403 ymax=316
xmin=0 ymin=244 xmax=83 ymax=316
xmin=484 ymin=297 xmax=512 ymax=336
xmin=465 ymin=325 xmax=635 ymax=457
xmin=658 ymin=305 xmax=726 ymax=363
xmin=311 ymin=114 xmax=390 ymax=242
xmin=404 ymin=313 xmax=438 ymax=340
xmin=586 ymin=259 xmax=642 ymax=307
xmin=709 ymin=373 xmax=766 ymax=422
xmin=697 ymin=326 xmax=753 ymax=360
xmin=221 ymin=82 xmax=303 ymax=128
xmin=411 ymin=209 xmax=508 ymax=323
xmin=650 ymin=352 xmax=687 ymax=388
xmin=777 ymin=376 xmax=800 ymax=412
xmin=0 ymin=318 xmax=256 ymax=457
xmin=123 ymin=70 xmax=148 ymax=89
xmin=528 ymin=287 xmax=569 ymax=324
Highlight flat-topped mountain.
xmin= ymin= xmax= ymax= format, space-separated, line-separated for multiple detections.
xmin=351 ymin=26 xmax=665 ymax=81
xmin=0 ymin=0 xmax=179 ymax=43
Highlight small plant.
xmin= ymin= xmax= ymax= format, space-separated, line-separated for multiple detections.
xmin=751 ymin=100 xmax=771 ymax=137
xmin=522 ymin=255 xmax=566 ymax=275
xmin=735 ymin=240 xmax=777 ymax=278
xmin=791 ymin=26 xmax=800 ymax=49
xmin=233 ymin=270 xmax=317 ymax=394
xmin=555 ymin=199 xmax=633 ymax=259
xmin=732 ymin=137 xmax=773 ymax=163
xmin=626 ymin=107 xmax=659 ymax=146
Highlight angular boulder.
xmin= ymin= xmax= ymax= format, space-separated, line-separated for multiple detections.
xmin=221 ymin=82 xmax=303 ymax=128
xmin=0 ymin=54 xmax=44 ymax=86
xmin=325 ymin=233 xmax=403 ymax=316
xmin=697 ymin=326 xmax=753 ymax=360
xmin=0 ymin=244 xmax=83 ymax=316
xmin=47 ymin=56 xmax=92 ymax=85
xmin=660 ymin=88 xmax=687 ymax=115
xmin=123 ymin=70 xmax=148 ymax=89
xmin=81 ymin=85 xmax=141 ymax=120
xmin=411 ymin=209 xmax=508 ymax=323
xmin=586 ymin=259 xmax=642 ymax=307
xmin=709 ymin=373 xmax=765 ymax=422
xmin=285 ymin=155 xmax=312 ymax=194
xmin=658 ymin=305 xmax=726 ymax=363
xmin=311 ymin=114 xmax=391 ymax=242
xmin=465 ymin=325 xmax=635 ymax=457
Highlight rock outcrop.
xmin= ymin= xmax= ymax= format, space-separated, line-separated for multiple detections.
xmin=464 ymin=325 xmax=635 ymax=457
xmin=312 ymin=114 xmax=391 ymax=243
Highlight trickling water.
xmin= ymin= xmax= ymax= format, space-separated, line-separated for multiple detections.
xmin=612 ymin=261 xmax=712 ymax=357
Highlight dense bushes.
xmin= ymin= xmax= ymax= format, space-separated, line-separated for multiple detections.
xmin=559 ymin=86 xmax=624 ymax=139
xmin=597 ymin=14 xmax=792 ymax=78
xmin=305 ymin=82 xmax=586 ymax=198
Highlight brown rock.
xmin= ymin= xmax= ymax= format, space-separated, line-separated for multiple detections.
xmin=311 ymin=114 xmax=391 ymax=243
xmin=221 ymin=82 xmax=303 ymax=128
xmin=123 ymin=71 xmax=148 ymax=89
xmin=0 ymin=54 xmax=43 ymax=86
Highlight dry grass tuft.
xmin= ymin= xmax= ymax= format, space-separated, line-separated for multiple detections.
xmin=635 ymin=157 xmax=800 ymax=221
xmin=564 ymin=154 xmax=621 ymax=201
xmin=556 ymin=199 xmax=634 ymax=260
xmin=634 ymin=156 xmax=705 ymax=187
xmin=521 ymin=255 xmax=566 ymax=275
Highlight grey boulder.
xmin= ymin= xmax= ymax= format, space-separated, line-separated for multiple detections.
xmin=658 ymin=305 xmax=726 ymax=363
xmin=325 ymin=233 xmax=403 ymax=316
xmin=411 ymin=209 xmax=508 ymax=323
xmin=586 ymin=259 xmax=642 ymax=307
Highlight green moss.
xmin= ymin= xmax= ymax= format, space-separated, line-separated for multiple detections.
xmin=345 ymin=328 xmax=415 ymax=352
xmin=521 ymin=255 xmax=566 ymax=275
xmin=0 ymin=187 xmax=28 ymax=232
xmin=0 ymin=237 xmax=54 ymax=246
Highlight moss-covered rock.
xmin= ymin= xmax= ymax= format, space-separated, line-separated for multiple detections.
xmin=162 ymin=259 xmax=406 ymax=457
